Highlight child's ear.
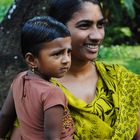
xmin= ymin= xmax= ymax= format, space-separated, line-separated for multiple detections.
xmin=25 ymin=52 xmax=38 ymax=68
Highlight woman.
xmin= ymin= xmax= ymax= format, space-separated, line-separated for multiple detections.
xmin=48 ymin=0 xmax=140 ymax=139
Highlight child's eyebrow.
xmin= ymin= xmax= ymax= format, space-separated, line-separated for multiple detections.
xmin=51 ymin=47 xmax=72 ymax=53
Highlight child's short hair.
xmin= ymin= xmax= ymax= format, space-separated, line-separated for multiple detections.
xmin=21 ymin=16 xmax=71 ymax=57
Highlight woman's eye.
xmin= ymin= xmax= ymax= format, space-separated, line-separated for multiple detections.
xmin=77 ymin=23 xmax=90 ymax=30
xmin=97 ymin=21 xmax=106 ymax=28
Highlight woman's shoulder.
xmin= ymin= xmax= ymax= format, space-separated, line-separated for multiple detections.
xmin=95 ymin=61 xmax=140 ymax=84
xmin=96 ymin=61 xmax=126 ymax=71
xmin=95 ymin=61 xmax=138 ymax=76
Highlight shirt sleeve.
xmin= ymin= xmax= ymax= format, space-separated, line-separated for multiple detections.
xmin=42 ymin=85 xmax=67 ymax=111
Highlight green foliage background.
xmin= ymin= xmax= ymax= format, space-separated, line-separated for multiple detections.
xmin=0 ymin=0 xmax=140 ymax=74
xmin=0 ymin=0 xmax=13 ymax=21
xmin=98 ymin=45 xmax=140 ymax=74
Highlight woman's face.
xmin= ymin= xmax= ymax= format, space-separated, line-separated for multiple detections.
xmin=67 ymin=2 xmax=105 ymax=61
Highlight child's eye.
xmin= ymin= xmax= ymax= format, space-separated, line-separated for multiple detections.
xmin=54 ymin=52 xmax=60 ymax=56
xmin=51 ymin=51 xmax=62 ymax=58
xmin=53 ymin=52 xmax=61 ymax=56
xmin=67 ymin=49 xmax=72 ymax=56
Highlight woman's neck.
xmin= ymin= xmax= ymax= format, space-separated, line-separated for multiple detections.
xmin=68 ymin=59 xmax=95 ymax=78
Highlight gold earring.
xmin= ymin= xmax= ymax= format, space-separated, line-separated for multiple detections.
xmin=31 ymin=66 xmax=35 ymax=73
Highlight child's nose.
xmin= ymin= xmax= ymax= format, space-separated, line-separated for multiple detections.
xmin=62 ymin=54 xmax=71 ymax=64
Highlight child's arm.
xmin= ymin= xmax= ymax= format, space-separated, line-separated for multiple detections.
xmin=0 ymin=88 xmax=16 ymax=138
xmin=44 ymin=105 xmax=64 ymax=140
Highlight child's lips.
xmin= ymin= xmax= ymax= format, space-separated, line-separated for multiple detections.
xmin=60 ymin=67 xmax=69 ymax=72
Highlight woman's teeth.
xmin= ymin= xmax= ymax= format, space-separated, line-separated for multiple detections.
xmin=86 ymin=45 xmax=97 ymax=49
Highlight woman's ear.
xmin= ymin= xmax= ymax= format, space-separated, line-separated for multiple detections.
xmin=25 ymin=53 xmax=38 ymax=69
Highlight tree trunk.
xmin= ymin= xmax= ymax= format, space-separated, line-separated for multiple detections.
xmin=0 ymin=0 xmax=49 ymax=108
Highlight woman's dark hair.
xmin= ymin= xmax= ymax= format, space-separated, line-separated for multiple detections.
xmin=48 ymin=0 xmax=102 ymax=25
xmin=21 ymin=16 xmax=70 ymax=57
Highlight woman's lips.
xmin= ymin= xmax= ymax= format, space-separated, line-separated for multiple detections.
xmin=84 ymin=44 xmax=99 ymax=53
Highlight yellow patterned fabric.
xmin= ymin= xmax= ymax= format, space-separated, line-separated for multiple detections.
xmin=51 ymin=61 xmax=140 ymax=140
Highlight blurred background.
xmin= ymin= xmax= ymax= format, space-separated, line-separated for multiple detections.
xmin=0 ymin=0 xmax=140 ymax=107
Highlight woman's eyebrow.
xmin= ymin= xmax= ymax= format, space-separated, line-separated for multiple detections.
xmin=76 ymin=17 xmax=106 ymax=25
xmin=98 ymin=18 xmax=107 ymax=23
xmin=76 ymin=20 xmax=93 ymax=25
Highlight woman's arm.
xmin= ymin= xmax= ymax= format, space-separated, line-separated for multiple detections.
xmin=0 ymin=88 xmax=16 ymax=138
xmin=133 ymin=124 xmax=140 ymax=140
xmin=44 ymin=105 xmax=64 ymax=140
xmin=136 ymin=112 xmax=140 ymax=140
xmin=133 ymin=108 xmax=140 ymax=140
xmin=138 ymin=123 xmax=140 ymax=139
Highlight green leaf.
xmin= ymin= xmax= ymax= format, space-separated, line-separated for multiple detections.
xmin=124 ymin=0 xmax=135 ymax=18
xmin=120 ymin=27 xmax=132 ymax=37
xmin=0 ymin=0 xmax=14 ymax=22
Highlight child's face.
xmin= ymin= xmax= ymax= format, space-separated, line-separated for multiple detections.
xmin=36 ymin=37 xmax=72 ymax=79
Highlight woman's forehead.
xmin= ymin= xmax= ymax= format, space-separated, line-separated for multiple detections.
xmin=70 ymin=2 xmax=103 ymax=22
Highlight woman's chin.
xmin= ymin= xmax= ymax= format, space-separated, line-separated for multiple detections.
xmin=84 ymin=53 xmax=98 ymax=61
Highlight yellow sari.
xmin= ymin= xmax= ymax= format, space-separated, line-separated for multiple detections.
xmin=51 ymin=61 xmax=140 ymax=140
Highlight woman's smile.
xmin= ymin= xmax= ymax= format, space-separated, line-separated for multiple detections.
xmin=83 ymin=44 xmax=99 ymax=53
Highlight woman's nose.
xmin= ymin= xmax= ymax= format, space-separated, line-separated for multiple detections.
xmin=88 ymin=28 xmax=104 ymax=41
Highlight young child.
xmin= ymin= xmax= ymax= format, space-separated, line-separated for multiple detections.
xmin=0 ymin=16 xmax=74 ymax=140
